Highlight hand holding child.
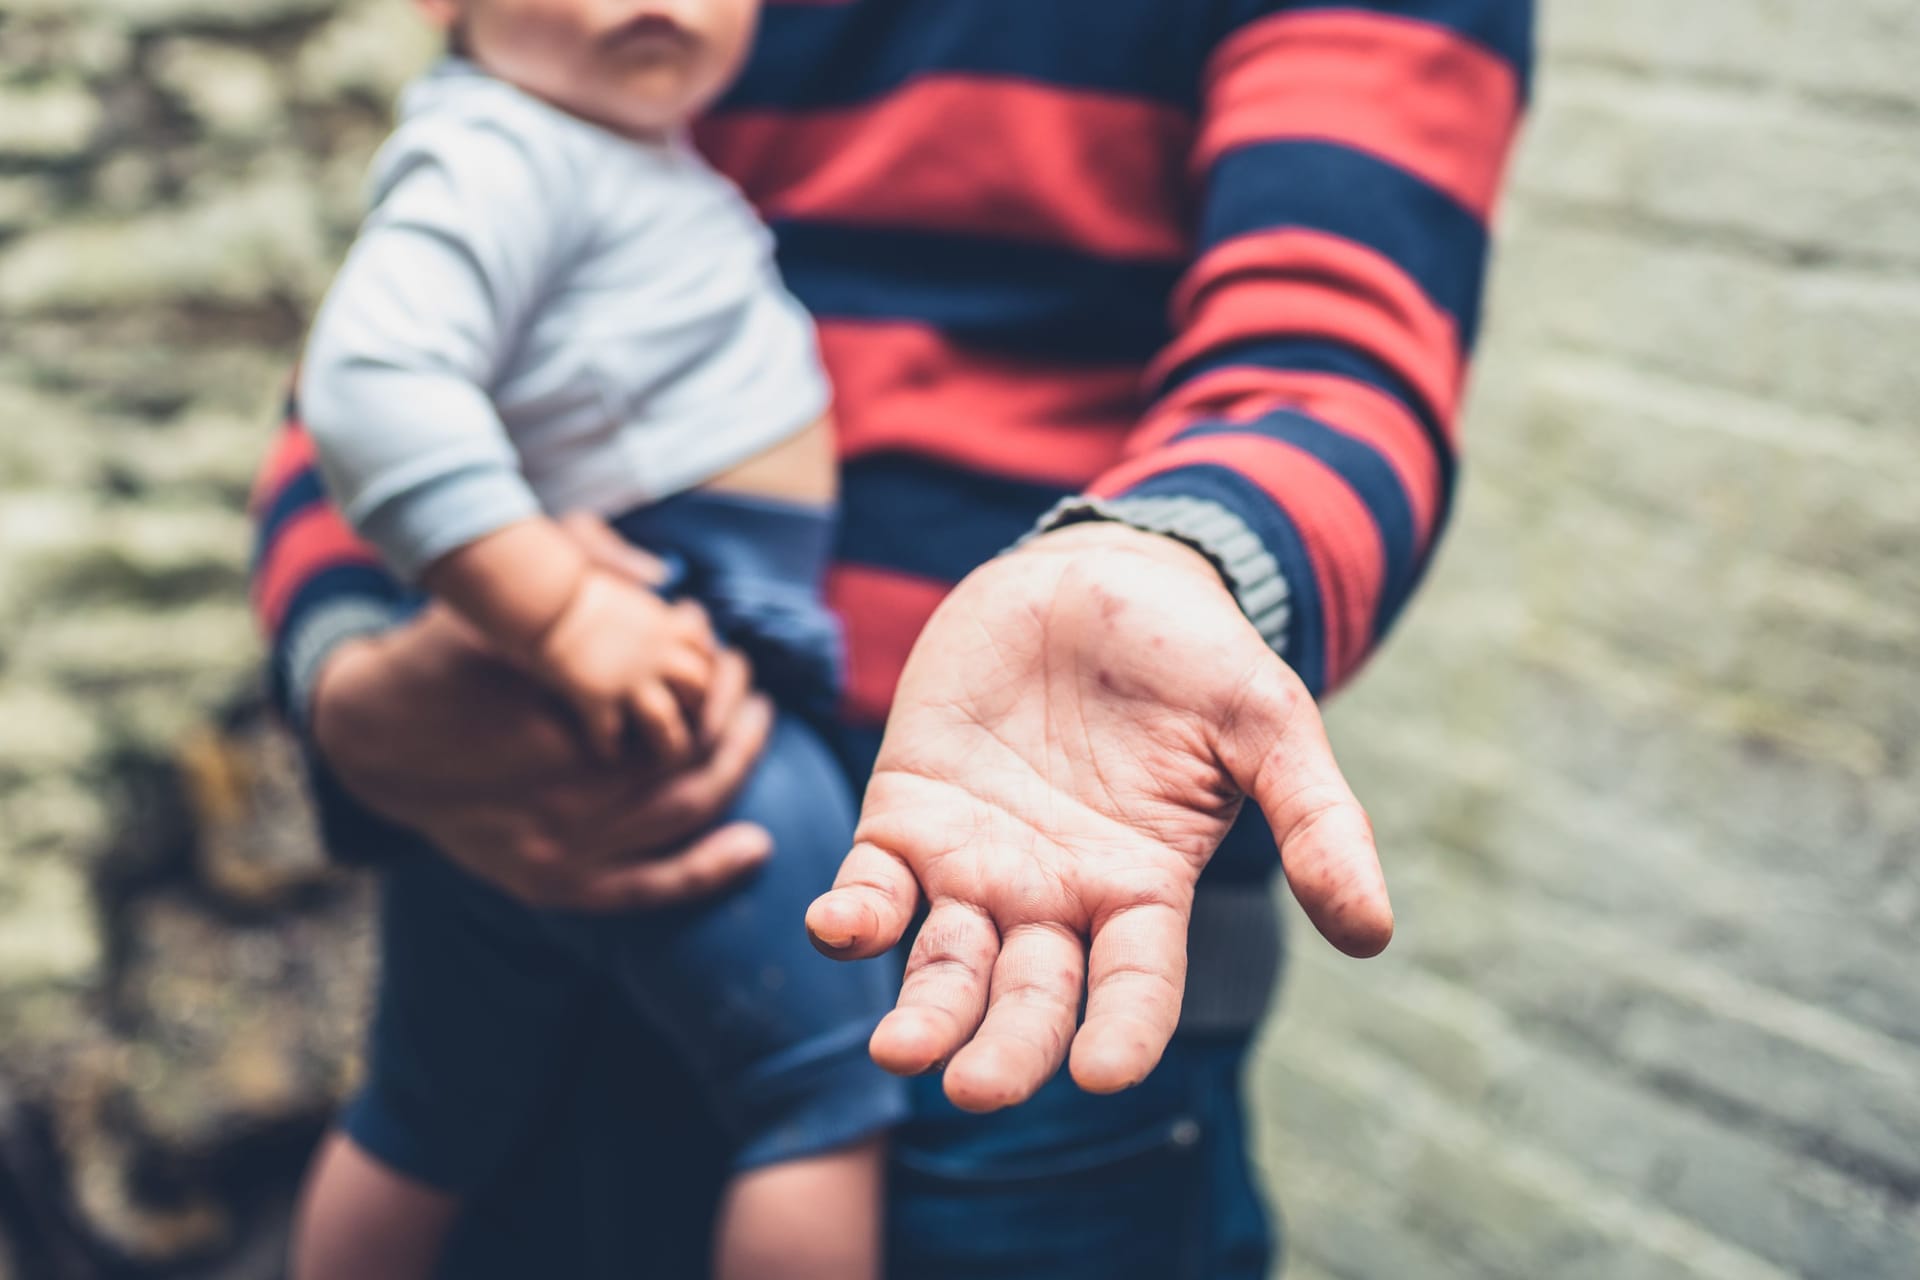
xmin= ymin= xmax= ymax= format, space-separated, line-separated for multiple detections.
xmin=422 ymin=514 xmax=715 ymax=766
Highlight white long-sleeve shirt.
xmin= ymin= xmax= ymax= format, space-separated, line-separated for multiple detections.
xmin=299 ymin=58 xmax=830 ymax=580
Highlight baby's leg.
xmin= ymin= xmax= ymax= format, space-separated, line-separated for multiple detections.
xmin=295 ymin=852 xmax=597 ymax=1279
xmin=292 ymin=1132 xmax=459 ymax=1280
xmin=714 ymin=1137 xmax=886 ymax=1280
xmin=552 ymin=714 xmax=906 ymax=1280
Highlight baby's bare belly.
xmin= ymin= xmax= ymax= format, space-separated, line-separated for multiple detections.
xmin=702 ymin=414 xmax=837 ymax=506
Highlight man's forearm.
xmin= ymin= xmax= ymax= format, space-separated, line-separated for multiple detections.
xmin=1090 ymin=1 xmax=1530 ymax=695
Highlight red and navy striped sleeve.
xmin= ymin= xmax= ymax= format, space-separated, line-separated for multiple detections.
xmin=249 ymin=399 xmax=404 ymax=725
xmin=1071 ymin=0 xmax=1531 ymax=696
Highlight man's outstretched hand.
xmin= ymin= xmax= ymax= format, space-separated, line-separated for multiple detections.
xmin=805 ymin=522 xmax=1393 ymax=1112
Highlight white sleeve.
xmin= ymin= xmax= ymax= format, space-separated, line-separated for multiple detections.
xmin=298 ymin=116 xmax=586 ymax=580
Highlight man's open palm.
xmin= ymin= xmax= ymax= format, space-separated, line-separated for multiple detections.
xmin=805 ymin=524 xmax=1394 ymax=1112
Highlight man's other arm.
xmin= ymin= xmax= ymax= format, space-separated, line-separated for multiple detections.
xmin=1051 ymin=0 xmax=1533 ymax=695
xmin=807 ymin=0 xmax=1534 ymax=1108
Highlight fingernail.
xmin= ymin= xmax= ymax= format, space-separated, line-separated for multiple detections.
xmin=805 ymin=910 xmax=854 ymax=951
xmin=809 ymin=935 xmax=857 ymax=961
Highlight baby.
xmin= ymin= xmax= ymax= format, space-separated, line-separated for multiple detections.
xmin=289 ymin=2 xmax=903 ymax=1277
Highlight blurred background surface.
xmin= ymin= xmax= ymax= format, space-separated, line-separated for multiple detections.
xmin=0 ymin=1 xmax=1914 ymax=1276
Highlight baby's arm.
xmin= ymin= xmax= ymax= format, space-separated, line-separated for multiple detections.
xmin=300 ymin=112 xmax=708 ymax=757
xmin=422 ymin=518 xmax=714 ymax=761
xmin=299 ymin=119 xmax=566 ymax=585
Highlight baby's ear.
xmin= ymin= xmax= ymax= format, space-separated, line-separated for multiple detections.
xmin=414 ymin=0 xmax=462 ymax=31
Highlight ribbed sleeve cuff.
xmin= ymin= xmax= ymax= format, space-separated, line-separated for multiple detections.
xmin=1028 ymin=494 xmax=1292 ymax=655
xmin=280 ymin=597 xmax=407 ymax=733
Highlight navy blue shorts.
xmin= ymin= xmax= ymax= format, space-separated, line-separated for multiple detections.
xmin=343 ymin=492 xmax=908 ymax=1191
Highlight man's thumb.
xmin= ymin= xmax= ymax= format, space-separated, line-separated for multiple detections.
xmin=1217 ymin=664 xmax=1394 ymax=958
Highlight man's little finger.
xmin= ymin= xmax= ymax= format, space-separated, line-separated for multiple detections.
xmin=805 ymin=840 xmax=921 ymax=959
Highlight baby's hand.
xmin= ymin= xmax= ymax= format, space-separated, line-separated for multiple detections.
xmin=534 ymin=570 xmax=716 ymax=763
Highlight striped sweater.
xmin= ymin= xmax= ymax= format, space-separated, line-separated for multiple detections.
xmin=252 ymin=0 xmax=1531 ymax=776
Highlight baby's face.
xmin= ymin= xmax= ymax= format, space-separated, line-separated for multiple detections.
xmin=420 ymin=0 xmax=758 ymax=136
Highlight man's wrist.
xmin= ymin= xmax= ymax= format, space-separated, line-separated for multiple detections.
xmin=1020 ymin=494 xmax=1292 ymax=654
xmin=1020 ymin=517 xmax=1223 ymax=577
xmin=283 ymin=598 xmax=406 ymax=735
xmin=306 ymin=628 xmax=392 ymax=765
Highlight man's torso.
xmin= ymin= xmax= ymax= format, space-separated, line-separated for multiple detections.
xmin=692 ymin=0 xmax=1228 ymax=731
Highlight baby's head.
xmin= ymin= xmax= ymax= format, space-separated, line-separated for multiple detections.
xmin=416 ymin=0 xmax=757 ymax=136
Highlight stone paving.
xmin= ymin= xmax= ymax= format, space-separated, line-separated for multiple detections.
xmin=0 ymin=4 xmax=432 ymax=1272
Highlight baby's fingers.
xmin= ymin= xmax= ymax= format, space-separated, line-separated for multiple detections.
xmin=659 ymin=640 xmax=714 ymax=722
xmin=666 ymin=599 xmax=717 ymax=655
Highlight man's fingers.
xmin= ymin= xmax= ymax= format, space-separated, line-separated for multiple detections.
xmin=1277 ymin=795 xmax=1389 ymax=957
xmin=584 ymin=694 xmax=773 ymax=860
xmin=1070 ymin=902 xmax=1189 ymax=1094
xmin=805 ymin=840 xmax=921 ymax=959
xmin=631 ymin=682 xmax=694 ymax=766
xmin=943 ymin=923 xmax=1084 ymax=1113
xmin=868 ymin=902 xmax=996 ymax=1077
xmin=700 ymin=647 xmax=753 ymax=748
xmin=1223 ymin=668 xmax=1393 ymax=957
xmin=573 ymin=696 xmax=626 ymax=763
xmin=574 ymin=821 xmax=773 ymax=912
